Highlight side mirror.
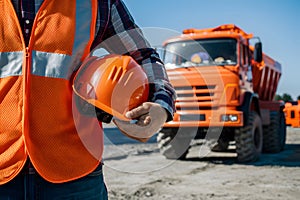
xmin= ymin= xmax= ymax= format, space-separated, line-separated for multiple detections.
xmin=254 ymin=42 xmax=263 ymax=63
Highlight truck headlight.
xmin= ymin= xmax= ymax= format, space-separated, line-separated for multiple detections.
xmin=221 ymin=114 xmax=238 ymax=122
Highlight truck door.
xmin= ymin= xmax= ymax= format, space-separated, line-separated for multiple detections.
xmin=240 ymin=43 xmax=253 ymax=88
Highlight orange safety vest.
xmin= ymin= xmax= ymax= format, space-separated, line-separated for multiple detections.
xmin=0 ymin=0 xmax=103 ymax=184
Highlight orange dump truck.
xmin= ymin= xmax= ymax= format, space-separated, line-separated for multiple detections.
xmin=285 ymin=100 xmax=300 ymax=128
xmin=157 ymin=24 xmax=286 ymax=162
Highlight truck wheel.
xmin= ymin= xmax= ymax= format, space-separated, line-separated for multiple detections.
xmin=235 ymin=111 xmax=263 ymax=162
xmin=262 ymin=111 xmax=286 ymax=153
xmin=157 ymin=128 xmax=191 ymax=160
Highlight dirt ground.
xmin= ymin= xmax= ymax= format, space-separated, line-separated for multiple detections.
xmin=102 ymin=127 xmax=300 ymax=200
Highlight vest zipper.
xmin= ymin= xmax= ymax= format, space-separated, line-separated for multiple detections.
xmin=25 ymin=47 xmax=30 ymax=59
xmin=23 ymin=47 xmax=31 ymax=147
xmin=25 ymin=47 xmax=31 ymax=89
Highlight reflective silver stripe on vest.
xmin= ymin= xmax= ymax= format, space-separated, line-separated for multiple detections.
xmin=0 ymin=52 xmax=23 ymax=78
xmin=31 ymin=51 xmax=72 ymax=79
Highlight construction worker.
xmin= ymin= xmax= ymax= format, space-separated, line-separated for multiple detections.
xmin=0 ymin=0 xmax=176 ymax=199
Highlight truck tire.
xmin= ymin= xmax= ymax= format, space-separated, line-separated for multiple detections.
xmin=262 ymin=111 xmax=286 ymax=153
xmin=157 ymin=128 xmax=191 ymax=160
xmin=235 ymin=111 xmax=263 ymax=162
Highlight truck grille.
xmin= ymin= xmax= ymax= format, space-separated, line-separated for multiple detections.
xmin=174 ymin=85 xmax=217 ymax=110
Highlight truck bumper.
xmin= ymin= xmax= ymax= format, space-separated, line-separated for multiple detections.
xmin=164 ymin=109 xmax=244 ymax=128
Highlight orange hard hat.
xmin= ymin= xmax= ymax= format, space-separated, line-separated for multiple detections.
xmin=73 ymin=54 xmax=149 ymax=121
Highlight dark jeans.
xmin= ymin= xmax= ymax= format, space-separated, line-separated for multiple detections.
xmin=0 ymin=163 xmax=108 ymax=200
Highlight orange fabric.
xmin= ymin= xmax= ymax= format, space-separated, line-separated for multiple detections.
xmin=0 ymin=77 xmax=26 ymax=183
xmin=33 ymin=0 xmax=76 ymax=55
xmin=0 ymin=0 xmax=23 ymax=51
xmin=0 ymin=0 xmax=100 ymax=184
xmin=26 ymin=76 xmax=102 ymax=182
xmin=0 ymin=0 xmax=26 ymax=184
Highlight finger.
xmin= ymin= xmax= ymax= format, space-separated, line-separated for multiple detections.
xmin=125 ymin=102 xmax=150 ymax=119
xmin=136 ymin=115 xmax=151 ymax=126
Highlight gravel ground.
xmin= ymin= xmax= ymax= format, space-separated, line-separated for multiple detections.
xmin=102 ymin=127 xmax=300 ymax=200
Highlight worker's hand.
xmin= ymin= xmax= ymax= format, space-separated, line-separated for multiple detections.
xmin=113 ymin=102 xmax=168 ymax=142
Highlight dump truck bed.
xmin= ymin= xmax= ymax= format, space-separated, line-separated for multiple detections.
xmin=251 ymin=48 xmax=282 ymax=101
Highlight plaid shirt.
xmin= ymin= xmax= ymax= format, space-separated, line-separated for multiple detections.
xmin=11 ymin=0 xmax=176 ymax=120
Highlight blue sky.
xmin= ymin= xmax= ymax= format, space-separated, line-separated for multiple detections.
xmin=123 ymin=0 xmax=300 ymax=100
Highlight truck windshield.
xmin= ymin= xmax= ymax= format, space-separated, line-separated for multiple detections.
xmin=163 ymin=38 xmax=237 ymax=68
